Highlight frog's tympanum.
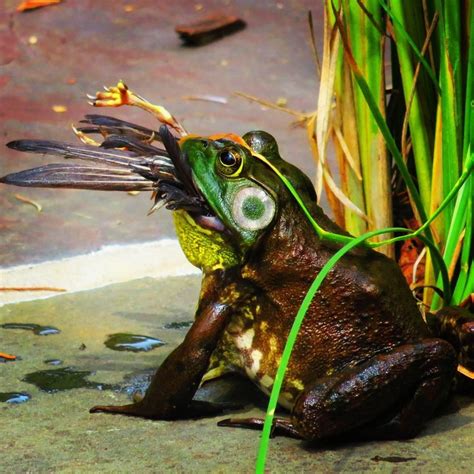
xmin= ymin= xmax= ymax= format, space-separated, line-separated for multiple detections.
xmin=1 ymin=84 xmax=470 ymax=442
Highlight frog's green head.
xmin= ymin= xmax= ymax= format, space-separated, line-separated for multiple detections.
xmin=179 ymin=130 xmax=317 ymax=254
xmin=1 ymin=123 xmax=316 ymax=266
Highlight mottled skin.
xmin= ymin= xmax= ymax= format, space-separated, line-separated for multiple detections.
xmin=89 ymin=131 xmax=457 ymax=441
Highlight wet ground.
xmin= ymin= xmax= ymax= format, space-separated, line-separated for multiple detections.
xmin=0 ymin=0 xmax=319 ymax=266
xmin=1 ymin=1 xmax=473 ymax=472
xmin=1 ymin=277 xmax=473 ymax=473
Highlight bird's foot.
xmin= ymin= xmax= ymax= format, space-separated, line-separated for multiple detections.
xmin=88 ymin=80 xmax=187 ymax=136
xmin=89 ymin=80 xmax=132 ymax=108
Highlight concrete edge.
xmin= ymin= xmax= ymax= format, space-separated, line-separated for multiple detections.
xmin=0 ymin=239 xmax=199 ymax=307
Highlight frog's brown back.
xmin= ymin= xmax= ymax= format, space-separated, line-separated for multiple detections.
xmin=241 ymin=197 xmax=430 ymax=384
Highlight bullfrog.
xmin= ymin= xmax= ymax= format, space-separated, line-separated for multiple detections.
xmin=0 ymin=85 xmax=465 ymax=441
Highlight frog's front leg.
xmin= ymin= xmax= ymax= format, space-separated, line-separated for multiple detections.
xmin=220 ymin=339 xmax=456 ymax=441
xmin=90 ymin=300 xmax=232 ymax=420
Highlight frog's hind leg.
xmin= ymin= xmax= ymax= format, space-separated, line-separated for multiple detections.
xmin=293 ymin=339 xmax=456 ymax=442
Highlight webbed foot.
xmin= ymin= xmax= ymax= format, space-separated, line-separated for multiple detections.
xmin=218 ymin=417 xmax=302 ymax=439
xmin=90 ymin=399 xmax=242 ymax=420
xmin=89 ymin=401 xmax=158 ymax=418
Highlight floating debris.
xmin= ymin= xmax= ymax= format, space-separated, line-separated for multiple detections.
xmin=0 ymin=392 xmax=31 ymax=404
xmin=17 ymin=0 xmax=63 ymax=12
xmin=114 ymin=311 xmax=157 ymax=319
xmin=371 ymin=456 xmax=417 ymax=463
xmin=0 ymin=323 xmax=60 ymax=336
xmin=44 ymin=359 xmax=63 ymax=366
xmin=52 ymin=105 xmax=68 ymax=113
xmin=0 ymin=286 xmax=66 ymax=292
xmin=23 ymin=367 xmax=114 ymax=393
xmin=163 ymin=321 xmax=193 ymax=330
xmin=0 ymin=352 xmax=16 ymax=362
xmin=175 ymin=14 xmax=246 ymax=46
xmin=183 ymin=94 xmax=228 ymax=104
xmin=104 ymin=333 xmax=165 ymax=352
xmin=14 ymin=193 xmax=42 ymax=212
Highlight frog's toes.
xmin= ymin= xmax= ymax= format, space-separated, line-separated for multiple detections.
xmin=88 ymin=80 xmax=131 ymax=108
xmin=217 ymin=416 xmax=301 ymax=439
xmin=89 ymin=402 xmax=147 ymax=417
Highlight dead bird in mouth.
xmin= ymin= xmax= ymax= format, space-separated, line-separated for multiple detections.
xmin=2 ymin=116 xmax=225 ymax=232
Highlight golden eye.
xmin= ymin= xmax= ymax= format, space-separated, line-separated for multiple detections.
xmin=217 ymin=148 xmax=243 ymax=177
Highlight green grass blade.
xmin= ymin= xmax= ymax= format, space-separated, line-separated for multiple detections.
xmin=381 ymin=0 xmax=441 ymax=94
xmin=255 ymin=226 xmax=409 ymax=473
xmin=435 ymin=0 xmax=463 ymax=224
xmin=333 ymin=3 xmax=432 ymax=228
xmin=343 ymin=0 xmax=393 ymax=249
xmin=388 ymin=0 xmax=436 ymax=214
xmin=452 ymin=175 xmax=472 ymax=303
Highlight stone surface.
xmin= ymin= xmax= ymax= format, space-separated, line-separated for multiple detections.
xmin=1 ymin=277 xmax=473 ymax=473
xmin=0 ymin=0 xmax=321 ymax=267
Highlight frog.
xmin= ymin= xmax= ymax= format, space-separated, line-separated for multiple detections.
xmin=0 ymin=83 xmax=465 ymax=441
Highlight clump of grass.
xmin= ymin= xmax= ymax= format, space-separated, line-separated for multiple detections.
xmin=312 ymin=0 xmax=473 ymax=311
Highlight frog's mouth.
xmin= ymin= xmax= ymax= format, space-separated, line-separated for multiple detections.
xmin=0 ymin=115 xmax=225 ymax=232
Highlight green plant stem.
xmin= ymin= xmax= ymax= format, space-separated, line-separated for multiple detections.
xmin=435 ymin=0 xmax=463 ymax=224
xmin=380 ymin=0 xmax=440 ymax=93
xmin=254 ymin=147 xmax=470 ymax=302
xmin=255 ymin=226 xmax=408 ymax=474
xmin=332 ymin=2 xmax=432 ymax=235
xmin=388 ymin=1 xmax=434 ymax=215
xmin=253 ymin=149 xmax=474 ymax=472
xmin=452 ymin=175 xmax=472 ymax=303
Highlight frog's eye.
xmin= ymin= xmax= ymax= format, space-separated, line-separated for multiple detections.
xmin=232 ymin=186 xmax=276 ymax=231
xmin=217 ymin=148 xmax=243 ymax=177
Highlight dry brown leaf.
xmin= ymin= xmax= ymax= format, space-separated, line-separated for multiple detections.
xmin=0 ymin=287 xmax=66 ymax=292
xmin=0 ymin=352 xmax=16 ymax=360
xmin=52 ymin=104 xmax=67 ymax=113
xmin=17 ymin=0 xmax=62 ymax=12
xmin=332 ymin=126 xmax=362 ymax=180
xmin=323 ymin=168 xmax=369 ymax=222
xmin=182 ymin=95 xmax=228 ymax=104
xmin=235 ymin=91 xmax=307 ymax=119
xmin=315 ymin=1 xmax=340 ymax=200
xmin=14 ymin=193 xmax=42 ymax=212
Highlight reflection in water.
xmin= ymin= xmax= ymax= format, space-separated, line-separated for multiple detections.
xmin=0 ymin=392 xmax=31 ymax=404
xmin=1 ymin=323 xmax=60 ymax=336
xmin=104 ymin=333 xmax=165 ymax=352
xmin=23 ymin=367 xmax=116 ymax=393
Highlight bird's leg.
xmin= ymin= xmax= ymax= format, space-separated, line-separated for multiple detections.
xmin=71 ymin=125 xmax=101 ymax=146
xmin=89 ymin=81 xmax=187 ymax=136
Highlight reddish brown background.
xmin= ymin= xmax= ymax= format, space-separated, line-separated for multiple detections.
xmin=0 ymin=0 xmax=322 ymax=266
